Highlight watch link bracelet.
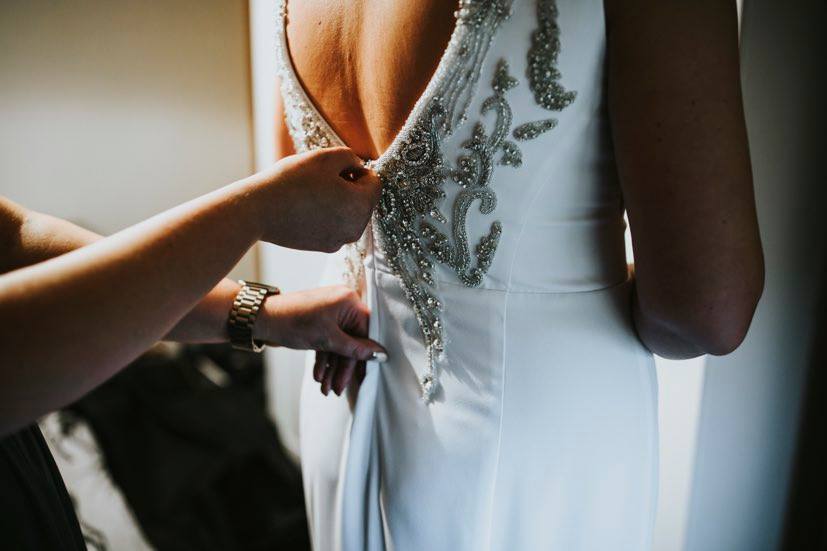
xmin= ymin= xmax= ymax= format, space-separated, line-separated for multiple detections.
xmin=227 ymin=280 xmax=280 ymax=352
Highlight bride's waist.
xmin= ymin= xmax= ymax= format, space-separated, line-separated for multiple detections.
xmin=365 ymin=220 xmax=629 ymax=294
xmin=366 ymin=269 xmax=641 ymax=354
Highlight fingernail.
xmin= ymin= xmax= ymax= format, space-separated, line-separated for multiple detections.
xmin=371 ymin=351 xmax=388 ymax=363
xmin=341 ymin=166 xmax=368 ymax=182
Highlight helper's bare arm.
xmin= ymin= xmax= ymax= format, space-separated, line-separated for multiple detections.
xmin=0 ymin=148 xmax=383 ymax=435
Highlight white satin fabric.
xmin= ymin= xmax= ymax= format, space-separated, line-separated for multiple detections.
xmin=286 ymin=1 xmax=659 ymax=549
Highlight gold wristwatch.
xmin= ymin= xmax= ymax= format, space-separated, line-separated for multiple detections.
xmin=227 ymin=280 xmax=280 ymax=352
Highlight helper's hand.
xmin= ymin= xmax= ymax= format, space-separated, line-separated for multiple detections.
xmin=250 ymin=147 xmax=381 ymax=252
xmin=255 ymin=286 xmax=387 ymax=395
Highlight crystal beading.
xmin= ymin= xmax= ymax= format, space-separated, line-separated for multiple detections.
xmin=526 ymin=0 xmax=577 ymax=112
xmin=275 ymin=0 xmax=368 ymax=290
xmin=275 ymin=0 xmax=576 ymax=402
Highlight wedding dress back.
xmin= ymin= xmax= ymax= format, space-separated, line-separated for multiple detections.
xmin=276 ymin=0 xmax=658 ymax=549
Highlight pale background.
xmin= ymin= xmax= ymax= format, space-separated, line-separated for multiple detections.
xmin=2 ymin=1 xmax=822 ymax=549
xmin=0 ymin=0 xmax=258 ymax=279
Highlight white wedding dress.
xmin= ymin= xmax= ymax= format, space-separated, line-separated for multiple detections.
xmin=276 ymin=0 xmax=658 ymax=549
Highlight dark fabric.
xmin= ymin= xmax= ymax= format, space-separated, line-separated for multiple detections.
xmin=0 ymin=424 xmax=86 ymax=551
xmin=65 ymin=344 xmax=310 ymax=551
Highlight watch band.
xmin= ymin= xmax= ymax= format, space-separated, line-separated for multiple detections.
xmin=227 ymin=280 xmax=280 ymax=353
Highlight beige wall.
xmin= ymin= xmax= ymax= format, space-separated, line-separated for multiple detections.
xmin=0 ymin=0 xmax=256 ymax=277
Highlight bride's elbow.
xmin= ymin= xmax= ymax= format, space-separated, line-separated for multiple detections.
xmin=678 ymin=278 xmax=764 ymax=356
xmin=694 ymin=308 xmax=756 ymax=356
xmin=639 ymin=267 xmax=764 ymax=357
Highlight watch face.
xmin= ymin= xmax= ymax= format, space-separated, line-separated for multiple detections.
xmin=240 ymin=281 xmax=280 ymax=295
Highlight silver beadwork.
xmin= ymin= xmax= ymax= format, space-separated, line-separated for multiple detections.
xmin=274 ymin=0 xmax=575 ymax=403
xmin=513 ymin=119 xmax=558 ymax=141
xmin=275 ymin=0 xmax=368 ymax=291
xmin=371 ymin=2 xmax=515 ymax=402
xmin=375 ymin=56 xmax=555 ymax=402
xmin=372 ymin=1 xmax=577 ymax=402
xmin=527 ymin=0 xmax=577 ymax=112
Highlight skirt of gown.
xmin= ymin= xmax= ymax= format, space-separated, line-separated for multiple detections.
xmin=300 ymin=254 xmax=658 ymax=551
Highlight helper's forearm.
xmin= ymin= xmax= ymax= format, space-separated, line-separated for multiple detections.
xmin=8 ymin=210 xmax=101 ymax=271
xmin=165 ymin=278 xmax=240 ymax=343
xmin=3 ymin=200 xmax=243 ymax=345
xmin=0 ymin=178 xmax=263 ymax=435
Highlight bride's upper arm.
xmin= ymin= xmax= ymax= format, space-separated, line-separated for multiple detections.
xmin=604 ymin=0 xmax=763 ymax=354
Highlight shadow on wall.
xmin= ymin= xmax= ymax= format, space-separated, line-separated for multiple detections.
xmin=782 ymin=281 xmax=827 ymax=548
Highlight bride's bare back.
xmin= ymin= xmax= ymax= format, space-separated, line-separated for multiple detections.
xmin=283 ymin=0 xmax=456 ymax=160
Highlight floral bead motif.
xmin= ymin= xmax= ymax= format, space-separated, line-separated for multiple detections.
xmin=274 ymin=0 xmax=577 ymax=403
xmin=526 ymin=0 xmax=577 ymax=112
xmin=375 ymin=57 xmax=568 ymax=402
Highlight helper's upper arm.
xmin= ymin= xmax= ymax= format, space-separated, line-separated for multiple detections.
xmin=0 ymin=197 xmax=26 ymax=273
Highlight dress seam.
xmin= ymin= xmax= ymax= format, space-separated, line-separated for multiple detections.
xmin=369 ymin=236 xmax=388 ymax=549
xmin=484 ymin=287 xmax=509 ymax=551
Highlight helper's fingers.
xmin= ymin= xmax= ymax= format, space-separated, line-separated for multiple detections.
xmin=326 ymin=330 xmax=387 ymax=363
xmin=313 ymin=351 xmax=329 ymax=383
xmin=324 ymin=147 xmax=381 ymax=201
xmin=340 ymin=165 xmax=373 ymax=183
xmin=321 ymin=355 xmax=338 ymax=396
xmin=355 ymin=362 xmax=366 ymax=385
xmin=321 ymin=146 xmax=362 ymax=168
xmin=319 ymin=147 xmax=368 ymax=182
xmin=346 ymin=361 xmax=366 ymax=410
xmin=338 ymin=296 xmax=370 ymax=338
xmin=355 ymin=169 xmax=382 ymax=208
xmin=333 ymin=356 xmax=358 ymax=396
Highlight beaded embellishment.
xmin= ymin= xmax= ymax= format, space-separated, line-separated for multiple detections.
xmin=274 ymin=0 xmax=576 ymax=402
xmin=527 ymin=0 xmax=577 ymax=112
xmin=372 ymin=1 xmax=576 ymax=402
xmin=374 ymin=14 xmax=576 ymax=403
xmin=370 ymin=2 xmax=514 ymax=401
xmin=275 ymin=0 xmax=337 ymax=152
